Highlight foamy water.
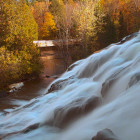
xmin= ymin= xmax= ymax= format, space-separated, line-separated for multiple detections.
xmin=0 ymin=32 xmax=140 ymax=140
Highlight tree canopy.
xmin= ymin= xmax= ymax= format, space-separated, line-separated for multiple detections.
xmin=0 ymin=0 xmax=40 ymax=90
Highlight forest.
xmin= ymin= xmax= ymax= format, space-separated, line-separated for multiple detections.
xmin=0 ymin=0 xmax=140 ymax=91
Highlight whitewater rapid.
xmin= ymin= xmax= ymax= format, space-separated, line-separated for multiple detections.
xmin=0 ymin=32 xmax=140 ymax=140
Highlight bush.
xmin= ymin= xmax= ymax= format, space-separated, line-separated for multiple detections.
xmin=0 ymin=45 xmax=41 ymax=90
xmin=0 ymin=0 xmax=41 ymax=90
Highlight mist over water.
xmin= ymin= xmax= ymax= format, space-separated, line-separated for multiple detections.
xmin=1 ymin=32 xmax=140 ymax=140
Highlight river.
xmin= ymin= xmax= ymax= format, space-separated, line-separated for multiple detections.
xmin=1 ymin=33 xmax=140 ymax=140
xmin=0 ymin=47 xmax=71 ymax=114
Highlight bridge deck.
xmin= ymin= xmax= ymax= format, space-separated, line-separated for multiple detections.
xmin=33 ymin=39 xmax=80 ymax=47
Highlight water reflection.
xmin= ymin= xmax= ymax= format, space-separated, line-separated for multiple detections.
xmin=0 ymin=48 xmax=66 ymax=113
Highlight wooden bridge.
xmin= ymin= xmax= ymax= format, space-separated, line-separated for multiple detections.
xmin=33 ymin=39 xmax=80 ymax=48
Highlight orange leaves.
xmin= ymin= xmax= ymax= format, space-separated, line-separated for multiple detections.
xmin=99 ymin=0 xmax=140 ymax=34
xmin=40 ymin=12 xmax=57 ymax=39
xmin=31 ymin=1 xmax=50 ymax=28
xmin=31 ymin=1 xmax=57 ymax=39
xmin=100 ymin=0 xmax=105 ymax=5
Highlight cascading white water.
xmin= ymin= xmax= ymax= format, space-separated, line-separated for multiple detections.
xmin=0 ymin=32 xmax=140 ymax=140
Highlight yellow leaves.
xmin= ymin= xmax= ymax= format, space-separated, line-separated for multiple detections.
xmin=74 ymin=0 xmax=96 ymax=38
xmin=40 ymin=12 xmax=57 ymax=39
xmin=100 ymin=0 xmax=105 ymax=5
xmin=0 ymin=1 xmax=41 ymax=90
xmin=31 ymin=1 xmax=49 ymax=35
xmin=68 ymin=0 xmax=75 ymax=6
xmin=0 ymin=44 xmax=41 ymax=90
xmin=45 ymin=12 xmax=57 ymax=30
xmin=1 ymin=0 xmax=38 ymax=48
xmin=0 ymin=46 xmax=21 ymax=86
xmin=27 ymin=67 xmax=32 ymax=74
xmin=98 ymin=0 xmax=140 ymax=34
xmin=23 ymin=52 xmax=32 ymax=61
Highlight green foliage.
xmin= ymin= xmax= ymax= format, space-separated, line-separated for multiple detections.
xmin=0 ymin=45 xmax=41 ymax=90
xmin=0 ymin=0 xmax=38 ymax=49
xmin=72 ymin=0 xmax=101 ymax=56
xmin=1 ymin=0 xmax=140 ymax=91
xmin=31 ymin=0 xmax=140 ymax=54
xmin=73 ymin=0 xmax=96 ymax=45
xmin=0 ymin=0 xmax=41 ymax=90
xmin=50 ymin=0 xmax=65 ymax=28
xmin=117 ymin=11 xmax=128 ymax=39
xmin=93 ymin=3 xmax=117 ymax=50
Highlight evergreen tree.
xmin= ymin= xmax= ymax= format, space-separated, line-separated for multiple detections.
xmin=0 ymin=0 xmax=41 ymax=90
xmin=118 ymin=11 xmax=128 ymax=39
xmin=0 ymin=0 xmax=38 ymax=50
xmin=93 ymin=2 xmax=117 ymax=50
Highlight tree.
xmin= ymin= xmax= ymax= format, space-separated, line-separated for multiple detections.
xmin=100 ymin=0 xmax=140 ymax=40
xmin=73 ymin=0 xmax=96 ymax=55
xmin=50 ymin=0 xmax=65 ymax=29
xmin=117 ymin=11 xmax=128 ymax=39
xmin=0 ymin=0 xmax=41 ymax=90
xmin=40 ymin=12 xmax=57 ymax=39
xmin=91 ymin=0 xmax=117 ymax=50
xmin=0 ymin=0 xmax=38 ymax=49
xmin=31 ymin=1 xmax=50 ymax=39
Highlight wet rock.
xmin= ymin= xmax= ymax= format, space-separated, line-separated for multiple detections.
xmin=47 ymin=79 xmax=65 ymax=93
xmin=128 ymin=72 xmax=140 ymax=88
xmin=67 ymin=63 xmax=78 ymax=71
xmin=46 ymin=74 xmax=60 ymax=79
xmin=46 ymin=96 xmax=101 ymax=128
xmin=101 ymin=65 xmax=130 ymax=97
xmin=117 ymin=32 xmax=138 ymax=45
xmin=92 ymin=129 xmax=118 ymax=140
xmin=23 ymin=123 xmax=40 ymax=133
xmin=47 ymin=76 xmax=74 ymax=93
xmin=46 ymin=75 xmax=51 ymax=78
xmin=9 ymin=82 xmax=24 ymax=93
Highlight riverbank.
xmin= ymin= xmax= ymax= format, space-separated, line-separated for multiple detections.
xmin=0 ymin=43 xmax=92 ymax=113
xmin=0 ymin=48 xmax=67 ymax=113
xmin=0 ymin=45 xmax=41 ymax=92
xmin=0 ymin=43 xmax=90 ymax=99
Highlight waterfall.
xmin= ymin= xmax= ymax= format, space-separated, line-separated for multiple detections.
xmin=0 ymin=32 xmax=140 ymax=140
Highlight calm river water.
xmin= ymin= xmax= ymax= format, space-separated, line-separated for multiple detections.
xmin=0 ymin=47 xmax=72 ymax=114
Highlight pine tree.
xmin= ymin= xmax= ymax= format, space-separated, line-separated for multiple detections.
xmin=118 ymin=11 xmax=128 ymax=40
xmin=0 ymin=0 xmax=41 ymax=90
xmin=0 ymin=0 xmax=38 ymax=49
xmin=93 ymin=1 xmax=117 ymax=50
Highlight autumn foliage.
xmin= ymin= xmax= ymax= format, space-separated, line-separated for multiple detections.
xmin=39 ymin=12 xmax=57 ymax=39
xmin=30 ymin=0 xmax=140 ymax=46
xmin=0 ymin=0 xmax=140 ymax=90
xmin=0 ymin=0 xmax=41 ymax=90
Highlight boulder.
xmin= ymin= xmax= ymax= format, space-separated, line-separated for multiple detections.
xmin=92 ymin=129 xmax=118 ymax=140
